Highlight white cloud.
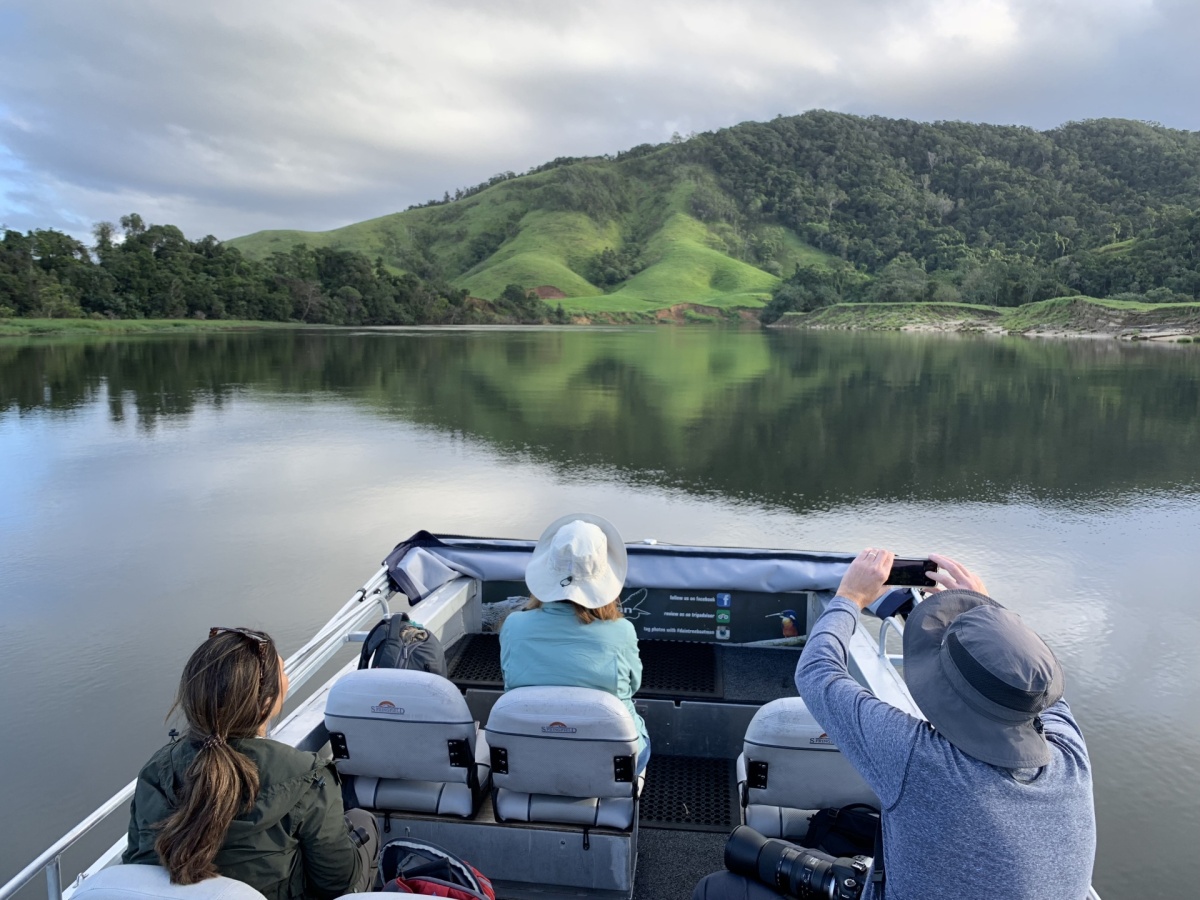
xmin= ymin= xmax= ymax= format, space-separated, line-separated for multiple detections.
xmin=0 ymin=0 xmax=1192 ymax=241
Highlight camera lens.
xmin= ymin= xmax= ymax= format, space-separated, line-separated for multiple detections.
xmin=724 ymin=826 xmax=839 ymax=899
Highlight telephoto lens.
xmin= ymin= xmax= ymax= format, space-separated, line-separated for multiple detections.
xmin=724 ymin=825 xmax=871 ymax=900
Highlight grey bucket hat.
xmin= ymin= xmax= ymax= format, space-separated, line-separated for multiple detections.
xmin=903 ymin=589 xmax=1065 ymax=768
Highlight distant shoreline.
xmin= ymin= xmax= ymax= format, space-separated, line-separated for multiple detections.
xmin=768 ymin=297 xmax=1200 ymax=342
xmin=5 ymin=296 xmax=1200 ymax=341
xmin=0 ymin=318 xmax=300 ymax=338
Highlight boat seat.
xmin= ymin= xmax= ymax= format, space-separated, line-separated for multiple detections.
xmin=73 ymin=865 xmax=265 ymax=900
xmin=484 ymin=686 xmax=642 ymax=831
xmin=324 ymin=668 xmax=490 ymax=818
xmin=738 ymin=697 xmax=879 ymax=839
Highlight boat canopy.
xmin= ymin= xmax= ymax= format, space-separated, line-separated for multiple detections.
xmin=385 ymin=531 xmax=854 ymax=602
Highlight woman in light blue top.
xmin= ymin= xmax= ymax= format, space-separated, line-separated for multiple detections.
xmin=500 ymin=513 xmax=650 ymax=773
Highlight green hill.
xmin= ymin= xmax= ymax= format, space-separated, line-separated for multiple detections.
xmin=229 ymin=150 xmax=836 ymax=312
xmin=13 ymin=110 xmax=1196 ymax=327
xmin=229 ymin=111 xmax=1200 ymax=317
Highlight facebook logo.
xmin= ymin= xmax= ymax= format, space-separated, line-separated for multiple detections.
xmin=716 ymin=593 xmax=732 ymax=608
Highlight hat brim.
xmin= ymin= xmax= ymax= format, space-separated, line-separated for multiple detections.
xmin=525 ymin=513 xmax=628 ymax=610
xmin=903 ymin=590 xmax=1055 ymax=769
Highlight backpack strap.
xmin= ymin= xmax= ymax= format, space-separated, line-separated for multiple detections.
xmin=358 ymin=613 xmax=410 ymax=669
xmin=872 ymin=815 xmax=886 ymax=897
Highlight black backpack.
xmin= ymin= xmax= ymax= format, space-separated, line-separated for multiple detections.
xmin=802 ymin=803 xmax=880 ymax=858
xmin=358 ymin=613 xmax=447 ymax=677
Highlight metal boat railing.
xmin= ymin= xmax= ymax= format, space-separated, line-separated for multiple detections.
xmin=0 ymin=568 xmax=392 ymax=900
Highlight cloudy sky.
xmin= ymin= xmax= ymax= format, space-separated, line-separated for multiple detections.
xmin=1 ymin=0 xmax=1196 ymax=242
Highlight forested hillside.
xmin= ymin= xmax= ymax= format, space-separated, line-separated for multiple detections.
xmin=0 ymin=215 xmax=551 ymax=325
xmin=4 ymin=111 xmax=1200 ymax=326
xmin=230 ymin=112 xmax=1200 ymax=319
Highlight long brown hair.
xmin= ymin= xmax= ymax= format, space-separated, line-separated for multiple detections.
xmin=154 ymin=628 xmax=284 ymax=885
xmin=525 ymin=597 xmax=625 ymax=625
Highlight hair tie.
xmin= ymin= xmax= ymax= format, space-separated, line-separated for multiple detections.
xmin=202 ymin=733 xmax=226 ymax=751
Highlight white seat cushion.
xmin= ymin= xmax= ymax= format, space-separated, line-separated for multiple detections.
xmin=739 ymin=697 xmax=878 ymax=837
xmin=494 ymin=785 xmax=641 ymax=830
xmin=485 ymin=686 xmax=641 ymax=830
xmin=74 ymin=866 xmax=265 ymax=900
xmin=325 ymin=668 xmax=489 ymax=817
xmin=485 ymin=686 xmax=639 ymax=799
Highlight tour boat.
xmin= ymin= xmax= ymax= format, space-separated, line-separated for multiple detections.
xmin=2 ymin=532 xmax=1102 ymax=900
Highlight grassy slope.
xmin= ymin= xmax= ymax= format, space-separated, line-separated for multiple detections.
xmin=458 ymin=209 xmax=611 ymax=299
xmin=228 ymin=157 xmax=832 ymax=311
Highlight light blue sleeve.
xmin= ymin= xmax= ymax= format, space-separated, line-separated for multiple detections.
xmin=499 ymin=610 xmax=522 ymax=690
xmin=622 ymin=620 xmax=642 ymax=695
xmin=795 ymin=597 xmax=924 ymax=809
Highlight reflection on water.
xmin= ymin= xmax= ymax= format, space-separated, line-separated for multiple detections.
xmin=1 ymin=327 xmax=1198 ymax=899
xmin=4 ymin=329 xmax=1198 ymax=506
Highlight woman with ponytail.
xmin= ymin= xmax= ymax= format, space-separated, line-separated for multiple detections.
xmin=123 ymin=627 xmax=377 ymax=899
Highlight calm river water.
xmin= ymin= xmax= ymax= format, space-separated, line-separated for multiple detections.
xmin=2 ymin=327 xmax=1198 ymax=898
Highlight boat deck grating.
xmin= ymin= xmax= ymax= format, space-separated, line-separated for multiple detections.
xmin=639 ymin=641 xmax=722 ymax=698
xmin=638 ymin=755 xmax=740 ymax=833
xmin=447 ymin=633 xmax=503 ymax=687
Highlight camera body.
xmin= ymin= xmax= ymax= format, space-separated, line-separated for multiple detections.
xmin=725 ymin=825 xmax=871 ymax=900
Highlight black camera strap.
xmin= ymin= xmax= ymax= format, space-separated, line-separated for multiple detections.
xmin=871 ymin=820 xmax=885 ymax=897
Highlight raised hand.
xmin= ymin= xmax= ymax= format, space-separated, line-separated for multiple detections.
xmin=837 ymin=547 xmax=894 ymax=609
xmin=927 ymin=553 xmax=988 ymax=595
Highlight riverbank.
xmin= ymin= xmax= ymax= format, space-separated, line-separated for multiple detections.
xmin=7 ymin=296 xmax=1200 ymax=339
xmin=771 ymin=297 xmax=1200 ymax=341
xmin=0 ymin=318 xmax=300 ymax=337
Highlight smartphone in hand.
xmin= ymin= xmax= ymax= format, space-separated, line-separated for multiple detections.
xmin=887 ymin=558 xmax=936 ymax=587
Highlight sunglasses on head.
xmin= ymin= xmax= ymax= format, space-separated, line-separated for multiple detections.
xmin=209 ymin=626 xmax=272 ymax=661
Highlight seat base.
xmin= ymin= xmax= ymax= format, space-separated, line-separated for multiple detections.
xmin=372 ymin=794 xmax=638 ymax=900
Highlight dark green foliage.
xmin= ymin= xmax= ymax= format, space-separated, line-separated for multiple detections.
xmin=1069 ymin=208 xmax=1200 ymax=299
xmin=676 ymin=111 xmax=1200 ymax=302
xmin=464 ymin=212 xmax=523 ymax=269
xmin=0 ymin=217 xmax=539 ymax=326
xmin=495 ymin=284 xmax=549 ymax=324
xmin=585 ymin=245 xmax=644 ymax=287
xmin=534 ymin=166 xmax=632 ymax=221
xmin=868 ymin=253 xmax=930 ymax=303
xmin=762 ymin=261 xmax=867 ymax=323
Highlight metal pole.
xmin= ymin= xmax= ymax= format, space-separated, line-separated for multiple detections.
xmin=45 ymin=858 xmax=61 ymax=900
xmin=0 ymin=780 xmax=136 ymax=900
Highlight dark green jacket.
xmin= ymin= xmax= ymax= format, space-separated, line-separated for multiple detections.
xmin=122 ymin=736 xmax=362 ymax=900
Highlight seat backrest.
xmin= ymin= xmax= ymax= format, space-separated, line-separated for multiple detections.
xmin=73 ymin=865 xmax=265 ymax=900
xmin=743 ymin=697 xmax=878 ymax=811
xmin=485 ymin=686 xmax=639 ymax=798
xmin=324 ymin=668 xmax=477 ymax=784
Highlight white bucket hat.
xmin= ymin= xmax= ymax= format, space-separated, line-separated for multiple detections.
xmin=525 ymin=513 xmax=627 ymax=610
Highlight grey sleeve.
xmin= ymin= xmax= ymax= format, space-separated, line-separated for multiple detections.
xmin=295 ymin=764 xmax=362 ymax=898
xmin=1039 ymin=698 xmax=1091 ymax=768
xmin=795 ymin=597 xmax=923 ymax=809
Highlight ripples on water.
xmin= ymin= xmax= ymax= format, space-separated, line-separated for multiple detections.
xmin=1 ymin=328 xmax=1198 ymax=897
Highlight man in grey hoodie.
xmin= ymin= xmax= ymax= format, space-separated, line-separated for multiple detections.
xmin=694 ymin=550 xmax=1096 ymax=900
